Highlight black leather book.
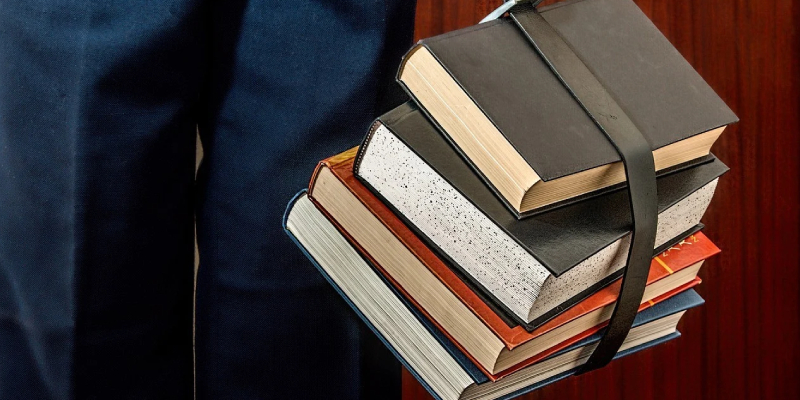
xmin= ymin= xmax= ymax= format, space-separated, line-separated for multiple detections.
xmin=398 ymin=0 xmax=737 ymax=217
xmin=354 ymin=102 xmax=727 ymax=329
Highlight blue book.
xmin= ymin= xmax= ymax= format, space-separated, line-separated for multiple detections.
xmin=284 ymin=191 xmax=701 ymax=400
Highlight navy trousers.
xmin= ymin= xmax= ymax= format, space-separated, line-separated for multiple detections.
xmin=0 ymin=1 xmax=416 ymax=399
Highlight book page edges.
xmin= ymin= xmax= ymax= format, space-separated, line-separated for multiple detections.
xmin=400 ymin=45 xmax=538 ymax=211
xmin=521 ymin=126 xmax=726 ymax=212
xmin=309 ymin=165 xmax=505 ymax=379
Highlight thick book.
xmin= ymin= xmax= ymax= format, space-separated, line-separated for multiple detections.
xmin=355 ymin=103 xmax=727 ymax=327
xmin=398 ymin=0 xmax=738 ymax=216
xmin=284 ymin=192 xmax=700 ymax=400
xmin=310 ymin=146 xmax=718 ymax=377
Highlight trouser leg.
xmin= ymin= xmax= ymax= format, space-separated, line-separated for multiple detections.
xmin=194 ymin=1 xmax=416 ymax=399
xmin=0 ymin=2 xmax=204 ymax=398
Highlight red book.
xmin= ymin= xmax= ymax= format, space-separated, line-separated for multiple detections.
xmin=309 ymin=148 xmax=719 ymax=379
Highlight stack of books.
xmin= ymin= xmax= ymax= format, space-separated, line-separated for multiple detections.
xmin=284 ymin=1 xmax=737 ymax=399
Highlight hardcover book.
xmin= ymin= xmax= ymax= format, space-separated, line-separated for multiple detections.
xmin=310 ymin=146 xmax=718 ymax=377
xmin=354 ymin=103 xmax=727 ymax=328
xmin=284 ymin=192 xmax=702 ymax=400
xmin=397 ymin=0 xmax=738 ymax=215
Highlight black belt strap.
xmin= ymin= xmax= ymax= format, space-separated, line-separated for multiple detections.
xmin=508 ymin=4 xmax=658 ymax=373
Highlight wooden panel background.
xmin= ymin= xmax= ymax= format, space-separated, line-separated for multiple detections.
xmin=403 ymin=1 xmax=800 ymax=399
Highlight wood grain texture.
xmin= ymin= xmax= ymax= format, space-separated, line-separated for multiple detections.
xmin=404 ymin=1 xmax=800 ymax=399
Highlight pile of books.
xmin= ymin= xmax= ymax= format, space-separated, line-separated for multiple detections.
xmin=284 ymin=1 xmax=737 ymax=399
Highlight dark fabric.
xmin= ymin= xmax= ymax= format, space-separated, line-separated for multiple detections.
xmin=0 ymin=1 xmax=415 ymax=399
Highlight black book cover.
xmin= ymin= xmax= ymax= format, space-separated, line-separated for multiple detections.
xmin=404 ymin=0 xmax=737 ymax=183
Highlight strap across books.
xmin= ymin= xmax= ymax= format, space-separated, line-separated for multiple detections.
xmin=508 ymin=4 xmax=658 ymax=373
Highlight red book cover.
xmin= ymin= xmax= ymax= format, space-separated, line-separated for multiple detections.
xmin=309 ymin=148 xmax=719 ymax=379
